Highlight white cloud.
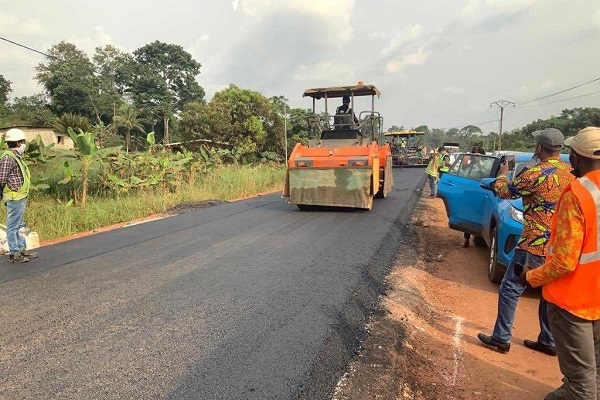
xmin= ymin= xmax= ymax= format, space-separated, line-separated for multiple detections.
xmin=461 ymin=0 xmax=539 ymax=31
xmin=442 ymin=85 xmax=465 ymax=95
xmin=69 ymin=26 xmax=128 ymax=55
xmin=386 ymin=47 xmax=428 ymax=73
xmin=373 ymin=24 xmax=424 ymax=58
xmin=233 ymin=0 xmax=354 ymax=43
xmin=0 ymin=12 xmax=45 ymax=36
xmin=292 ymin=61 xmax=355 ymax=84
xmin=462 ymin=0 xmax=538 ymax=17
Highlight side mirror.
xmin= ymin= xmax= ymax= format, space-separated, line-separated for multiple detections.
xmin=480 ymin=177 xmax=496 ymax=194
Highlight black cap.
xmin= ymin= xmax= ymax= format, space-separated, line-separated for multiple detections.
xmin=532 ymin=128 xmax=564 ymax=150
xmin=342 ymin=95 xmax=350 ymax=103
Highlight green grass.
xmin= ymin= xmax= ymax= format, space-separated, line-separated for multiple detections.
xmin=15 ymin=165 xmax=285 ymax=242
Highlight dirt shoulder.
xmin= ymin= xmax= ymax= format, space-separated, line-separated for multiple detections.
xmin=333 ymin=190 xmax=562 ymax=399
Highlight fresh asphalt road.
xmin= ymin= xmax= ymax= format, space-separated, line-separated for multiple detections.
xmin=0 ymin=168 xmax=424 ymax=400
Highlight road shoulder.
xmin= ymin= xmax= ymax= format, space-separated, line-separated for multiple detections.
xmin=333 ymin=193 xmax=561 ymax=399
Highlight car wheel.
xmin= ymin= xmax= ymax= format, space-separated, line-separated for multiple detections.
xmin=488 ymin=226 xmax=505 ymax=283
xmin=473 ymin=236 xmax=487 ymax=247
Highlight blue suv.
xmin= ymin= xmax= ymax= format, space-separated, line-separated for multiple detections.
xmin=438 ymin=152 xmax=568 ymax=283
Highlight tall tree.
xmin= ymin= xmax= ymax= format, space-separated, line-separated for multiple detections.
xmin=118 ymin=41 xmax=204 ymax=144
xmin=9 ymin=94 xmax=55 ymax=127
xmin=92 ymin=45 xmax=132 ymax=123
xmin=209 ymin=84 xmax=270 ymax=151
xmin=0 ymin=75 xmax=11 ymax=105
xmin=35 ymin=42 xmax=96 ymax=118
xmin=0 ymin=75 xmax=11 ymax=124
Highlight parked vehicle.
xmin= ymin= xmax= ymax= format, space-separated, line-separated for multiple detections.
xmin=438 ymin=152 xmax=502 ymax=246
xmin=480 ymin=152 xmax=570 ymax=282
xmin=439 ymin=151 xmax=570 ymax=283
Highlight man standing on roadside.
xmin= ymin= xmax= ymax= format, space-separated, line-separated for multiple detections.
xmin=438 ymin=147 xmax=450 ymax=176
xmin=524 ymin=126 xmax=600 ymax=400
xmin=477 ymin=128 xmax=573 ymax=355
xmin=425 ymin=149 xmax=439 ymax=198
xmin=0 ymin=128 xmax=37 ymax=263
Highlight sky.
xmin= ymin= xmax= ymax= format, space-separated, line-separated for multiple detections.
xmin=1 ymin=0 xmax=600 ymax=132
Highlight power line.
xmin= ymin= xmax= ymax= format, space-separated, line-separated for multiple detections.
xmin=516 ymin=89 xmax=600 ymax=108
xmin=0 ymin=35 xmax=58 ymax=59
xmin=517 ymin=77 xmax=600 ymax=106
xmin=437 ymin=118 xmax=499 ymax=131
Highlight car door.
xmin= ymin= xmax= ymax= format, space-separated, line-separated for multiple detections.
xmin=438 ymin=154 xmax=501 ymax=236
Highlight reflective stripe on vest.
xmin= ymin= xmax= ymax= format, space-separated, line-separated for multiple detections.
xmin=1 ymin=151 xmax=30 ymax=201
xmin=543 ymin=171 xmax=600 ymax=313
xmin=577 ymin=176 xmax=600 ymax=264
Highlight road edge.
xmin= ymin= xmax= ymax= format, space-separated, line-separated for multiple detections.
xmin=295 ymin=173 xmax=427 ymax=399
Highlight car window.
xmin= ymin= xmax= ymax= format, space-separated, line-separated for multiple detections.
xmin=447 ymin=154 xmax=464 ymax=174
xmin=456 ymin=155 xmax=496 ymax=181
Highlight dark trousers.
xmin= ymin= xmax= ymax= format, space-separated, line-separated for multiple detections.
xmin=547 ymin=302 xmax=600 ymax=400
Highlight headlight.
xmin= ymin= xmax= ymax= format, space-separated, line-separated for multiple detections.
xmin=509 ymin=206 xmax=524 ymax=223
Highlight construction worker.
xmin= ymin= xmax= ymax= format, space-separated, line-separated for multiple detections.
xmin=477 ymin=128 xmax=574 ymax=355
xmin=335 ymin=95 xmax=358 ymax=129
xmin=438 ymin=147 xmax=450 ymax=176
xmin=0 ymin=128 xmax=37 ymax=263
xmin=425 ymin=149 xmax=439 ymax=198
xmin=524 ymin=126 xmax=600 ymax=400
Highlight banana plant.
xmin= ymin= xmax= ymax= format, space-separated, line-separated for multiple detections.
xmin=66 ymin=128 xmax=121 ymax=205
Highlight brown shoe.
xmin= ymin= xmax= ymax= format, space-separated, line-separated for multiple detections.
xmin=8 ymin=252 xmax=29 ymax=263
xmin=21 ymin=250 xmax=38 ymax=259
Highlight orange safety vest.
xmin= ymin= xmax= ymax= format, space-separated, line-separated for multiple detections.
xmin=543 ymin=170 xmax=600 ymax=312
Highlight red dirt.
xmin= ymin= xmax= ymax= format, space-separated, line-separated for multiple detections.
xmin=333 ymin=192 xmax=562 ymax=400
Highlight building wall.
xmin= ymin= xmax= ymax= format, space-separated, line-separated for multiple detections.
xmin=0 ymin=127 xmax=74 ymax=150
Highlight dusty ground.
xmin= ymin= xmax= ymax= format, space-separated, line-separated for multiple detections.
xmin=333 ymin=189 xmax=562 ymax=399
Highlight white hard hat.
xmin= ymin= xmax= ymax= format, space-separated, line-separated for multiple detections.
xmin=4 ymin=128 xmax=26 ymax=142
xmin=430 ymin=150 xmax=434 ymax=154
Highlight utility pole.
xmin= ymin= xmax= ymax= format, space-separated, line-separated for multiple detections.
xmin=490 ymin=100 xmax=515 ymax=151
xmin=284 ymin=113 xmax=288 ymax=163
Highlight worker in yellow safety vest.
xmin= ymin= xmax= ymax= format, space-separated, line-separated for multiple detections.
xmin=438 ymin=147 xmax=450 ymax=175
xmin=426 ymin=149 xmax=439 ymax=198
xmin=0 ymin=128 xmax=37 ymax=263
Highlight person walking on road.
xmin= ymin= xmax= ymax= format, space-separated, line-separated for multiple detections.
xmin=426 ymin=149 xmax=439 ymax=198
xmin=477 ymin=128 xmax=574 ymax=355
xmin=524 ymin=126 xmax=600 ymax=400
xmin=0 ymin=128 xmax=37 ymax=263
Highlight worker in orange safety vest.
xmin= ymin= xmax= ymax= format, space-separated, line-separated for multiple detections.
xmin=524 ymin=126 xmax=600 ymax=400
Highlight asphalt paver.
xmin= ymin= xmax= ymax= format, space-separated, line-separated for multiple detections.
xmin=0 ymin=168 xmax=424 ymax=400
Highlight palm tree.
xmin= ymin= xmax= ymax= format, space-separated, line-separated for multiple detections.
xmin=53 ymin=113 xmax=91 ymax=134
xmin=110 ymin=104 xmax=146 ymax=153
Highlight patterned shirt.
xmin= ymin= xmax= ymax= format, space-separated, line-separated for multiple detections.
xmin=527 ymin=189 xmax=600 ymax=320
xmin=0 ymin=152 xmax=25 ymax=192
xmin=492 ymin=157 xmax=574 ymax=256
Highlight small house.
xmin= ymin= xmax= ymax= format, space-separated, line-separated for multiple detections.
xmin=0 ymin=126 xmax=74 ymax=150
